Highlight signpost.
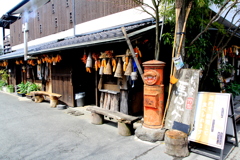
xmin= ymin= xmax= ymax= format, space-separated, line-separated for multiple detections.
xmin=189 ymin=92 xmax=238 ymax=160
xmin=164 ymin=69 xmax=200 ymax=133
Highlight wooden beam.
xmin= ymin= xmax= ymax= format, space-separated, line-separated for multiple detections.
xmin=121 ymin=27 xmax=144 ymax=82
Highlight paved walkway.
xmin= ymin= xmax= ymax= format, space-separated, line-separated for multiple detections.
xmin=0 ymin=91 xmax=240 ymax=160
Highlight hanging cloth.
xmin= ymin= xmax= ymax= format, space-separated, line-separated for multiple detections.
xmin=37 ymin=65 xmax=42 ymax=80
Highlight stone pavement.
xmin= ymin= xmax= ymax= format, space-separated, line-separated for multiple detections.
xmin=1 ymin=91 xmax=240 ymax=160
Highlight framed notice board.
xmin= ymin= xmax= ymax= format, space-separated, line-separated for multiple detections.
xmin=189 ymin=92 xmax=238 ymax=160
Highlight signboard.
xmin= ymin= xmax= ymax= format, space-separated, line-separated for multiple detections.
xmin=189 ymin=92 xmax=231 ymax=149
xmin=165 ymin=69 xmax=200 ymax=133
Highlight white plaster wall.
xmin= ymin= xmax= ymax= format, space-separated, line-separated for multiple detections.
xmin=210 ymin=2 xmax=240 ymax=27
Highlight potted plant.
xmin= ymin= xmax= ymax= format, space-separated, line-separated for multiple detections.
xmin=17 ymin=81 xmax=41 ymax=97
xmin=0 ymin=69 xmax=9 ymax=82
xmin=0 ymin=80 xmax=7 ymax=91
xmin=6 ymin=84 xmax=14 ymax=93
xmin=25 ymin=82 xmax=41 ymax=99
xmin=17 ymin=81 xmax=29 ymax=97
xmin=27 ymin=83 xmax=41 ymax=94
xmin=0 ymin=69 xmax=9 ymax=92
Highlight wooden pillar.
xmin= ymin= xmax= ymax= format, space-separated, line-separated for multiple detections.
xmin=50 ymin=96 xmax=58 ymax=108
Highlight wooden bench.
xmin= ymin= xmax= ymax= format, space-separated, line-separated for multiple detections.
xmin=30 ymin=91 xmax=62 ymax=108
xmin=86 ymin=106 xmax=141 ymax=136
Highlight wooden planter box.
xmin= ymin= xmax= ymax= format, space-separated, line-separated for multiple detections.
xmin=7 ymin=88 xmax=14 ymax=93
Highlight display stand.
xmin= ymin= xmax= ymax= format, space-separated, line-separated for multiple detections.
xmin=189 ymin=92 xmax=238 ymax=160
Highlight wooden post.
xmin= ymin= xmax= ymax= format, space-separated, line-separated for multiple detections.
xmin=120 ymin=90 xmax=128 ymax=114
xmin=95 ymin=70 xmax=99 ymax=106
xmin=165 ymin=129 xmax=189 ymax=157
xmin=100 ymin=92 xmax=104 ymax=108
xmin=106 ymin=93 xmax=111 ymax=110
xmin=103 ymin=92 xmax=108 ymax=109
xmin=118 ymin=122 xmax=132 ymax=136
xmin=50 ymin=96 xmax=58 ymax=108
xmin=121 ymin=27 xmax=144 ymax=82
xmin=110 ymin=94 xmax=119 ymax=111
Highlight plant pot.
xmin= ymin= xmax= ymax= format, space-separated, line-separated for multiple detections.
xmin=25 ymin=93 xmax=33 ymax=99
xmin=2 ymin=86 xmax=7 ymax=92
xmin=7 ymin=88 xmax=14 ymax=93
xmin=17 ymin=92 xmax=26 ymax=97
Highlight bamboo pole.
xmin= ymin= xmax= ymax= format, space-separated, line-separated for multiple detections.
xmin=162 ymin=1 xmax=193 ymax=127
xmin=162 ymin=0 xmax=183 ymax=127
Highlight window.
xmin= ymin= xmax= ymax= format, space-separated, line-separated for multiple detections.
xmin=66 ymin=0 xmax=69 ymax=7
xmin=52 ymin=4 xmax=55 ymax=14
xmin=70 ymin=12 xmax=73 ymax=23
xmin=37 ymin=12 xmax=40 ymax=21
xmin=40 ymin=25 xmax=42 ymax=33
xmin=55 ymin=18 xmax=58 ymax=28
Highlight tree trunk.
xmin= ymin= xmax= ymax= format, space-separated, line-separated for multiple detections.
xmin=164 ymin=129 xmax=189 ymax=157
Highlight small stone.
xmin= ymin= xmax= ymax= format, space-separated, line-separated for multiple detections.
xmin=74 ymin=111 xmax=84 ymax=116
xmin=67 ymin=109 xmax=76 ymax=115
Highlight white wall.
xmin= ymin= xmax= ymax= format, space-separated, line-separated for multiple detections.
xmin=210 ymin=2 xmax=240 ymax=27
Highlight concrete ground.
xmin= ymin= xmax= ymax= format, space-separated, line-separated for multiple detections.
xmin=0 ymin=91 xmax=239 ymax=160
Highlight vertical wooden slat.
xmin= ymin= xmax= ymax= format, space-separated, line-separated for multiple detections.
xmin=9 ymin=0 xmax=140 ymax=45
xmin=120 ymin=90 xmax=128 ymax=114
xmin=100 ymin=92 xmax=104 ymax=108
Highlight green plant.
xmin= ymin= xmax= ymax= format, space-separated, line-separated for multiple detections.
xmin=224 ymin=82 xmax=240 ymax=98
xmin=0 ymin=69 xmax=9 ymax=82
xmin=27 ymin=83 xmax=40 ymax=93
xmin=6 ymin=84 xmax=14 ymax=93
xmin=17 ymin=81 xmax=41 ymax=94
xmin=7 ymin=84 xmax=14 ymax=89
xmin=17 ymin=82 xmax=29 ymax=94
xmin=0 ymin=80 xmax=7 ymax=88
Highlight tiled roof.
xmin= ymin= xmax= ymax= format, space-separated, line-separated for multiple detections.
xmin=30 ymin=21 xmax=152 ymax=54
xmin=0 ymin=19 xmax=155 ymax=60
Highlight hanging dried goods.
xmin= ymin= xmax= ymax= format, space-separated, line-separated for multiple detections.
xmin=86 ymin=67 xmax=91 ymax=73
xmin=112 ymin=58 xmax=116 ymax=72
xmin=92 ymin=53 xmax=100 ymax=71
xmin=15 ymin=60 xmax=20 ymax=65
xmin=81 ymin=53 xmax=87 ymax=64
xmin=134 ymin=46 xmax=142 ymax=57
xmin=56 ymin=54 xmax=62 ymax=62
xmin=37 ymin=59 xmax=42 ymax=64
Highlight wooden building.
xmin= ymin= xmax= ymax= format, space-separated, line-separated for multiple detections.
xmin=0 ymin=0 xmax=160 ymax=115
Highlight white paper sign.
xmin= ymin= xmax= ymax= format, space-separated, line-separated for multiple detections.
xmin=189 ymin=92 xmax=231 ymax=149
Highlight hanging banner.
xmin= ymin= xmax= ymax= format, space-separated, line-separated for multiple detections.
xmin=189 ymin=92 xmax=231 ymax=149
xmin=164 ymin=69 xmax=200 ymax=133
